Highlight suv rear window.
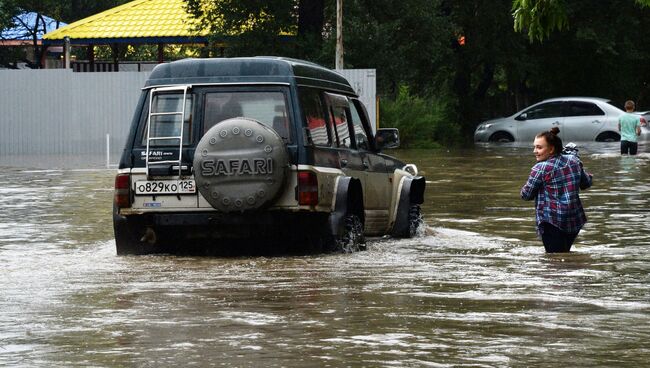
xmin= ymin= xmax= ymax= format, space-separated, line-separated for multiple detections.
xmin=142 ymin=92 xmax=193 ymax=147
xmin=204 ymin=91 xmax=291 ymax=141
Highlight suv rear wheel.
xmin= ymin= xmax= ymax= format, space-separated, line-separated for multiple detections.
xmin=337 ymin=213 xmax=365 ymax=253
xmin=114 ymin=211 xmax=157 ymax=255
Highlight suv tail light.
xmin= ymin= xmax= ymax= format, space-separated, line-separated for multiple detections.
xmin=297 ymin=171 xmax=318 ymax=206
xmin=114 ymin=173 xmax=131 ymax=208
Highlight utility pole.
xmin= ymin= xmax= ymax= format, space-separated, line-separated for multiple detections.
xmin=335 ymin=0 xmax=343 ymax=69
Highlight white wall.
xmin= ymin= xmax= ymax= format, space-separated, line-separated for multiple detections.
xmin=338 ymin=69 xmax=377 ymax=131
xmin=0 ymin=69 xmax=149 ymax=155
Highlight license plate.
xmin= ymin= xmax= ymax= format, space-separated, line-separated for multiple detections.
xmin=135 ymin=180 xmax=196 ymax=195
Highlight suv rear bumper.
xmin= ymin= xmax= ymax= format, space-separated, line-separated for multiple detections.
xmin=113 ymin=209 xmax=331 ymax=242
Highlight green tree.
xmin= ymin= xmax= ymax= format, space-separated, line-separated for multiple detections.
xmin=513 ymin=0 xmax=650 ymax=41
xmin=184 ymin=0 xmax=325 ymax=58
xmin=0 ymin=0 xmax=129 ymax=68
xmin=0 ymin=0 xmax=67 ymax=68
xmin=0 ymin=0 xmax=19 ymax=67
xmin=380 ymin=85 xmax=459 ymax=148
xmin=0 ymin=0 xmax=19 ymax=31
xmin=183 ymin=0 xmax=531 ymax=142
xmin=338 ymin=0 xmax=451 ymax=96
xmin=438 ymin=0 xmax=534 ymax=136
xmin=512 ymin=0 xmax=568 ymax=42
xmin=518 ymin=0 xmax=650 ymax=107
xmin=60 ymin=0 xmax=130 ymax=24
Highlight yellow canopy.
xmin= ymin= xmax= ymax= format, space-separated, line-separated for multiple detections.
xmin=43 ymin=0 xmax=208 ymax=43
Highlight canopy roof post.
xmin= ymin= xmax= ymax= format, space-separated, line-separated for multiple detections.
xmin=111 ymin=43 xmax=119 ymax=71
xmin=63 ymin=36 xmax=71 ymax=69
xmin=158 ymin=43 xmax=164 ymax=63
xmin=88 ymin=45 xmax=95 ymax=71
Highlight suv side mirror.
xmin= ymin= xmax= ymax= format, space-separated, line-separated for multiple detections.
xmin=515 ymin=113 xmax=527 ymax=121
xmin=376 ymin=128 xmax=400 ymax=150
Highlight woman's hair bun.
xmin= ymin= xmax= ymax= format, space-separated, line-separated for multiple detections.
xmin=550 ymin=127 xmax=560 ymax=135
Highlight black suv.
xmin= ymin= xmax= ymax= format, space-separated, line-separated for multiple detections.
xmin=113 ymin=57 xmax=425 ymax=255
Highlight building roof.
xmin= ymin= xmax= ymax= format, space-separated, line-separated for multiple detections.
xmin=43 ymin=0 xmax=208 ymax=45
xmin=1 ymin=12 xmax=67 ymax=40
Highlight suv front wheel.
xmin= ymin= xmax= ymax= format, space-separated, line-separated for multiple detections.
xmin=406 ymin=204 xmax=424 ymax=237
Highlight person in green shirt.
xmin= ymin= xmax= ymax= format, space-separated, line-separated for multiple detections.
xmin=618 ymin=100 xmax=642 ymax=155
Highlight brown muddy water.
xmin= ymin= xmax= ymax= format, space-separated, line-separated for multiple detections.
xmin=0 ymin=143 xmax=649 ymax=367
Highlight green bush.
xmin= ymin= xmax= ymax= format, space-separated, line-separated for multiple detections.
xmin=379 ymin=86 xmax=461 ymax=148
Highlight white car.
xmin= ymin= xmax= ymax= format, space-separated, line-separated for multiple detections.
xmin=474 ymin=97 xmax=647 ymax=143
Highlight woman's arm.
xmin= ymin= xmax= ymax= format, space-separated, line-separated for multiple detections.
xmin=521 ymin=163 xmax=545 ymax=200
xmin=580 ymin=167 xmax=593 ymax=190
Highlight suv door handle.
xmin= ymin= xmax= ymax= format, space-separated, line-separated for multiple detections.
xmin=552 ymin=121 xmax=561 ymax=125
xmin=340 ymin=159 xmax=348 ymax=167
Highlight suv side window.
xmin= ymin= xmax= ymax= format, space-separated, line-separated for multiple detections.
xmin=299 ymin=87 xmax=330 ymax=146
xmin=524 ymin=101 xmax=564 ymax=120
xmin=332 ymin=105 xmax=351 ymax=148
xmin=141 ymin=92 xmax=193 ymax=147
xmin=325 ymin=93 xmax=352 ymax=148
xmin=567 ymin=101 xmax=605 ymax=116
xmin=350 ymin=99 xmax=370 ymax=151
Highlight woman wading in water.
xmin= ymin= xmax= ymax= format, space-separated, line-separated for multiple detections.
xmin=521 ymin=127 xmax=593 ymax=253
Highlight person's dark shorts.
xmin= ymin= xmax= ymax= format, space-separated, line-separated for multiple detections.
xmin=541 ymin=222 xmax=579 ymax=253
xmin=621 ymin=140 xmax=638 ymax=155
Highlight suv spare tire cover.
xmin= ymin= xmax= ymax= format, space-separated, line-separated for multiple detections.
xmin=193 ymin=118 xmax=289 ymax=212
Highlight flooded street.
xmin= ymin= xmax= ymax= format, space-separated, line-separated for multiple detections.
xmin=1 ymin=145 xmax=649 ymax=367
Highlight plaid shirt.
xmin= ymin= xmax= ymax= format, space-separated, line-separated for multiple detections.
xmin=521 ymin=154 xmax=592 ymax=234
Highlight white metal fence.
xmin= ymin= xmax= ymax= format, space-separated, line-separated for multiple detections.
xmin=0 ymin=69 xmax=149 ymax=156
xmin=337 ymin=69 xmax=377 ymax=129
xmin=0 ymin=67 xmax=376 ymax=163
